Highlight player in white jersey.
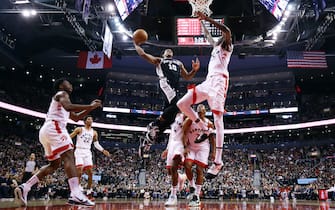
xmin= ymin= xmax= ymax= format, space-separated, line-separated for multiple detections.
xmin=161 ymin=112 xmax=187 ymax=206
xmin=15 ymin=78 xmax=101 ymax=207
xmin=177 ymin=11 xmax=233 ymax=179
xmin=70 ymin=115 xmax=110 ymax=199
xmin=183 ymin=104 xmax=216 ymax=207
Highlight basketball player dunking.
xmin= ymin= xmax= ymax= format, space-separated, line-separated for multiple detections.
xmin=70 ymin=115 xmax=110 ymax=200
xmin=183 ymin=104 xmax=216 ymax=207
xmin=15 ymin=78 xmax=101 ymax=206
xmin=177 ymin=11 xmax=233 ymax=179
xmin=133 ymin=43 xmax=200 ymax=143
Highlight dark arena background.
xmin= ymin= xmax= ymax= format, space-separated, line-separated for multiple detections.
xmin=1 ymin=0 xmax=335 ymax=209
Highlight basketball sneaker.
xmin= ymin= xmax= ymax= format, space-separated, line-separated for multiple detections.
xmin=187 ymin=187 xmax=195 ymax=200
xmin=146 ymin=122 xmax=159 ymax=142
xmin=15 ymin=184 xmax=28 ymax=206
xmin=206 ymin=163 xmax=223 ymax=179
xmin=86 ymin=189 xmax=95 ymax=201
xmin=188 ymin=194 xmax=201 ymax=207
xmin=68 ymin=193 xmax=95 ymax=206
xmin=164 ymin=194 xmax=177 ymax=206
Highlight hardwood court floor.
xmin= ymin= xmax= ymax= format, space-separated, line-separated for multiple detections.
xmin=0 ymin=198 xmax=333 ymax=210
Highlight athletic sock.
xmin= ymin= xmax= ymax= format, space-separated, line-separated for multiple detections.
xmin=171 ymin=186 xmax=178 ymax=196
xmin=215 ymin=147 xmax=223 ymax=165
xmin=68 ymin=177 xmax=81 ymax=195
xmin=189 ymin=178 xmax=196 ymax=189
xmin=195 ymin=185 xmax=202 ymax=196
xmin=24 ymin=175 xmax=39 ymax=191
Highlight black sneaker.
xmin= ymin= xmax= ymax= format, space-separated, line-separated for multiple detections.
xmin=146 ymin=122 xmax=159 ymax=142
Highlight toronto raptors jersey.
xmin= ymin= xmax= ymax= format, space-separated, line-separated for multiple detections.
xmin=76 ymin=127 xmax=94 ymax=149
xmin=169 ymin=113 xmax=184 ymax=145
xmin=45 ymin=94 xmax=70 ymax=127
xmin=207 ymin=44 xmax=233 ymax=78
xmin=187 ymin=118 xmax=210 ymax=147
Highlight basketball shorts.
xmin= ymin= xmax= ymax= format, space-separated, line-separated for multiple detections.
xmin=194 ymin=75 xmax=229 ymax=113
xmin=74 ymin=148 xmax=93 ymax=169
xmin=185 ymin=144 xmax=210 ymax=168
xmin=166 ymin=139 xmax=185 ymax=168
xmin=39 ymin=120 xmax=74 ymax=161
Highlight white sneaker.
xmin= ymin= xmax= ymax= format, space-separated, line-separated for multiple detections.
xmin=79 ymin=185 xmax=84 ymax=192
xmin=206 ymin=163 xmax=223 ymax=179
xmin=68 ymin=192 xmax=95 ymax=206
xmin=188 ymin=194 xmax=201 ymax=207
xmin=165 ymin=195 xmax=177 ymax=206
xmin=178 ymin=174 xmax=187 ymax=192
xmin=15 ymin=184 xmax=28 ymax=206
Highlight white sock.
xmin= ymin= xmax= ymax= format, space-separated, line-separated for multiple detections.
xmin=68 ymin=177 xmax=81 ymax=195
xmin=195 ymin=184 xmax=202 ymax=196
xmin=171 ymin=186 xmax=178 ymax=196
xmin=24 ymin=175 xmax=39 ymax=191
xmin=189 ymin=178 xmax=196 ymax=188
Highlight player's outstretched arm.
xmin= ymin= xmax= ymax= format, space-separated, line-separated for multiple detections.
xmin=133 ymin=42 xmax=161 ymax=65
xmin=70 ymin=127 xmax=82 ymax=139
xmin=55 ymin=92 xmax=102 ymax=122
xmin=196 ymin=11 xmax=232 ymax=46
xmin=70 ymin=99 xmax=102 ymax=122
xmin=180 ymin=58 xmax=200 ymax=80
xmin=200 ymin=21 xmax=215 ymax=46
xmin=93 ymin=131 xmax=111 ymax=157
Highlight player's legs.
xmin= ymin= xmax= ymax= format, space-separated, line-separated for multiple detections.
xmin=16 ymin=159 xmax=61 ymax=206
xmin=206 ymin=111 xmax=224 ymax=179
xmin=84 ymin=167 xmax=93 ymax=190
xmin=147 ymin=99 xmax=179 ymax=142
xmin=213 ymin=112 xmax=224 ymax=164
xmin=188 ymin=165 xmax=203 ymax=207
xmin=177 ymin=86 xmax=208 ymax=129
xmin=184 ymin=160 xmax=194 ymax=186
xmin=165 ymin=155 xmax=182 ymax=206
xmin=158 ymin=102 xmax=179 ymax=132
xmin=205 ymin=76 xmax=228 ymax=178
xmin=61 ymin=150 xmax=94 ymax=206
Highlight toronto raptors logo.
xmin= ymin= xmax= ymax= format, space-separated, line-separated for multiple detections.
xmin=80 ymin=133 xmax=92 ymax=143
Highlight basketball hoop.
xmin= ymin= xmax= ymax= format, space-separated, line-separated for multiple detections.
xmin=188 ymin=0 xmax=213 ymax=17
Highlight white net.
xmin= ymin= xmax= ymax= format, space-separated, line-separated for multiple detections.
xmin=188 ymin=0 xmax=214 ymax=17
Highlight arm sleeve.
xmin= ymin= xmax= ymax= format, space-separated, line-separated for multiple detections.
xmin=93 ymin=141 xmax=104 ymax=152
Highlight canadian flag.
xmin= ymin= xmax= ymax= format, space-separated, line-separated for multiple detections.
xmin=77 ymin=51 xmax=112 ymax=69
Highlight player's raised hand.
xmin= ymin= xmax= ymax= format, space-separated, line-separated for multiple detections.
xmin=192 ymin=57 xmax=200 ymax=72
xmin=103 ymin=149 xmax=111 ymax=157
xmin=195 ymin=11 xmax=207 ymax=21
xmin=90 ymin=99 xmax=102 ymax=109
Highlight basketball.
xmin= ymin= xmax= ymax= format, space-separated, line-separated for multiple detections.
xmin=133 ymin=29 xmax=148 ymax=45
